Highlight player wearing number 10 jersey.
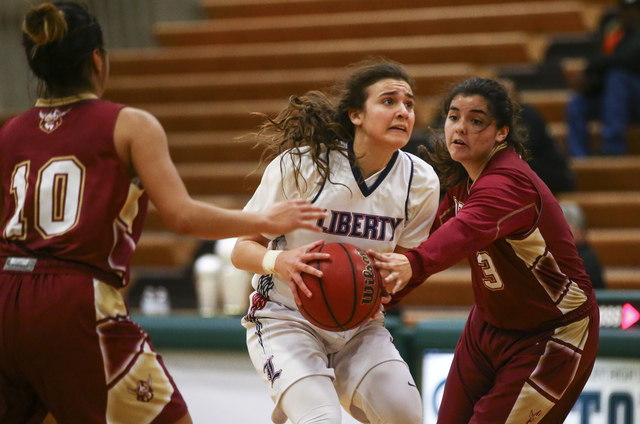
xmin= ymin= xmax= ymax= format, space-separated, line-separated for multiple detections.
xmin=0 ymin=3 xmax=325 ymax=423
xmin=0 ymin=98 xmax=141 ymax=282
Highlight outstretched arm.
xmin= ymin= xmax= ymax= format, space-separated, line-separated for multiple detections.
xmin=115 ymin=107 xmax=326 ymax=239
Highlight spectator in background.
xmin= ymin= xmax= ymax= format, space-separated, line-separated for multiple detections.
xmin=560 ymin=201 xmax=606 ymax=289
xmin=565 ymin=0 xmax=640 ymax=157
xmin=500 ymin=78 xmax=577 ymax=195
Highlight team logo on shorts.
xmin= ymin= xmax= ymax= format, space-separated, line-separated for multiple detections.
xmin=38 ymin=108 xmax=70 ymax=133
xmin=527 ymin=409 xmax=542 ymax=423
xmin=128 ymin=374 xmax=154 ymax=402
xmin=263 ymin=355 xmax=282 ymax=388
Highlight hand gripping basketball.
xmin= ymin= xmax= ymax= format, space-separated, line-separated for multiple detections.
xmin=299 ymin=242 xmax=383 ymax=331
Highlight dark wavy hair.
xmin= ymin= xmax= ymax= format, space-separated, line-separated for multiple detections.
xmin=253 ymin=58 xmax=416 ymax=195
xmin=22 ymin=1 xmax=104 ymax=97
xmin=423 ymin=77 xmax=529 ymax=188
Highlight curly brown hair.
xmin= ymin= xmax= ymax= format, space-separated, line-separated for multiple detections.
xmin=252 ymin=58 xmax=416 ymax=195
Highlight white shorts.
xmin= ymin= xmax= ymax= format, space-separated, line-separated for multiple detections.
xmin=242 ymin=293 xmax=407 ymax=422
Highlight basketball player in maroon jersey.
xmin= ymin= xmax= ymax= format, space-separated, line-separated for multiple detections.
xmin=370 ymin=78 xmax=599 ymax=423
xmin=0 ymin=2 xmax=325 ymax=423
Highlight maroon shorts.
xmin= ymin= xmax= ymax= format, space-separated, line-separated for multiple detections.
xmin=437 ymin=304 xmax=599 ymax=424
xmin=0 ymin=262 xmax=188 ymax=423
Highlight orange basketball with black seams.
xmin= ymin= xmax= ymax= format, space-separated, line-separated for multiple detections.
xmin=300 ymin=242 xmax=383 ymax=331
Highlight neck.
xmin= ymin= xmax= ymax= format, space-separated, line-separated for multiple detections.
xmin=352 ymin=139 xmax=395 ymax=179
xmin=464 ymin=143 xmax=507 ymax=181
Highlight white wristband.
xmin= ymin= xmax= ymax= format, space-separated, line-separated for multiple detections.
xmin=262 ymin=250 xmax=282 ymax=275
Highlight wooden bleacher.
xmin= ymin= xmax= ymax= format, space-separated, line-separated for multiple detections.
xmin=99 ymin=0 xmax=639 ymax=302
xmin=155 ymin=2 xmax=591 ymax=47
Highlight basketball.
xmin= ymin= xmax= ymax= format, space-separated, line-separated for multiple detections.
xmin=299 ymin=242 xmax=383 ymax=331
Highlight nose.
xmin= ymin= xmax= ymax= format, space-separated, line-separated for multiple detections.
xmin=396 ymin=104 xmax=410 ymax=119
xmin=453 ymin=119 xmax=467 ymax=134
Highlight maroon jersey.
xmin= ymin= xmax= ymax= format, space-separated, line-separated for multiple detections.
xmin=400 ymin=148 xmax=595 ymax=330
xmin=0 ymin=97 xmax=147 ymax=286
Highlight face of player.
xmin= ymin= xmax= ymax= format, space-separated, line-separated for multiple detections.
xmin=444 ymin=94 xmax=509 ymax=179
xmin=349 ymin=78 xmax=415 ymax=159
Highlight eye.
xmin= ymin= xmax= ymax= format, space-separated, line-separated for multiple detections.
xmin=382 ymin=98 xmax=394 ymax=105
xmin=471 ymin=118 xmax=484 ymax=125
xmin=405 ymin=101 xmax=414 ymax=109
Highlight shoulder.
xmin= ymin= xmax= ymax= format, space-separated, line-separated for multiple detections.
xmin=475 ymin=167 xmax=538 ymax=205
xmin=399 ymin=150 xmax=439 ymax=184
xmin=114 ymin=106 xmax=167 ymax=141
xmin=117 ymin=106 xmax=162 ymax=128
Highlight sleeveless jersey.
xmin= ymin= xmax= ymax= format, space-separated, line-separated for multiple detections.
xmin=243 ymin=143 xmax=440 ymax=310
xmin=402 ymin=148 xmax=595 ymax=330
xmin=0 ymin=97 xmax=147 ymax=286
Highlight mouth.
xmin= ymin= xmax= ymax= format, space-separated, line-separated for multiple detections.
xmin=389 ymin=125 xmax=407 ymax=133
xmin=451 ymin=139 xmax=466 ymax=146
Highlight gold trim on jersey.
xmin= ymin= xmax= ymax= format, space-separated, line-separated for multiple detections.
xmin=35 ymin=93 xmax=98 ymax=107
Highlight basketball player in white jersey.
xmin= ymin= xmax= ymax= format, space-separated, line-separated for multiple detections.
xmin=231 ymin=60 xmax=441 ymax=424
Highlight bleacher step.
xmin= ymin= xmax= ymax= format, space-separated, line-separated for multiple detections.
xmin=158 ymin=2 xmax=587 ymax=47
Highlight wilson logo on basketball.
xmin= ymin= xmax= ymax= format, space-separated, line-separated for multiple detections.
xmin=357 ymin=249 xmax=376 ymax=305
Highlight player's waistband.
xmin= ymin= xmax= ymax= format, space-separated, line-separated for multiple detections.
xmin=0 ymin=256 xmax=123 ymax=287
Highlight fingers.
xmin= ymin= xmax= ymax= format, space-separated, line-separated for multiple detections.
xmin=306 ymin=239 xmax=325 ymax=250
xmin=366 ymin=250 xmax=385 ymax=261
xmin=289 ymin=275 xmax=313 ymax=306
xmin=292 ymin=274 xmax=312 ymax=299
xmin=290 ymin=199 xmax=327 ymax=216
xmin=300 ymin=263 xmax=323 ymax=278
xmin=289 ymin=281 xmax=303 ymax=306
xmin=295 ymin=210 xmax=328 ymax=233
xmin=372 ymin=260 xmax=394 ymax=271
xmin=384 ymin=275 xmax=404 ymax=295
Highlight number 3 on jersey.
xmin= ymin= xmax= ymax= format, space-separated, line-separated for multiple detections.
xmin=4 ymin=157 xmax=85 ymax=239
xmin=477 ymin=250 xmax=504 ymax=290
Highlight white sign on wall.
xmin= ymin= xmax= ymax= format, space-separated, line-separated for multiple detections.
xmin=422 ymin=351 xmax=640 ymax=424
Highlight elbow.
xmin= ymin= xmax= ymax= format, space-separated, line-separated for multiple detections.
xmin=163 ymin=211 xmax=195 ymax=237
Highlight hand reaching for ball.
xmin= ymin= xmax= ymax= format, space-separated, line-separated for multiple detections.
xmin=273 ymin=239 xmax=331 ymax=306
xmin=366 ymin=250 xmax=413 ymax=303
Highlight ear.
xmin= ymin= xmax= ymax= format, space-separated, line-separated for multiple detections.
xmin=91 ymin=49 xmax=103 ymax=74
xmin=496 ymin=126 xmax=509 ymax=143
xmin=348 ymin=109 xmax=363 ymax=127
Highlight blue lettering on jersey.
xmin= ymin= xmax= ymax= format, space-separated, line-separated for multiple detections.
xmin=317 ymin=210 xmax=403 ymax=241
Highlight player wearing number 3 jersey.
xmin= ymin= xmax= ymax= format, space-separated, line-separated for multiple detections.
xmin=370 ymin=78 xmax=599 ymax=424
xmin=0 ymin=2 xmax=325 ymax=423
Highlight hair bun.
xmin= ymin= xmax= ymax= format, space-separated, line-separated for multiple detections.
xmin=22 ymin=3 xmax=68 ymax=46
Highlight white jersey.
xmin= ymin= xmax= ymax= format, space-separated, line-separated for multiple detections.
xmin=243 ymin=143 xmax=440 ymax=311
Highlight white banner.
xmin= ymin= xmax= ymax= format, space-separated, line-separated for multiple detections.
xmin=422 ymin=352 xmax=640 ymax=424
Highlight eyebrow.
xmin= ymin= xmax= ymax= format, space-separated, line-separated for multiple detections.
xmin=380 ymin=90 xmax=415 ymax=99
xmin=449 ymin=106 xmax=487 ymax=115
